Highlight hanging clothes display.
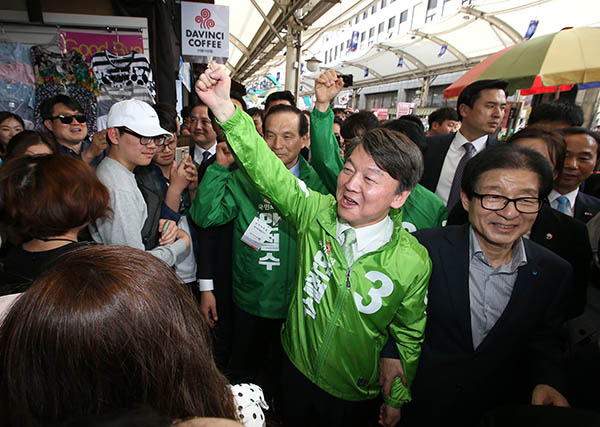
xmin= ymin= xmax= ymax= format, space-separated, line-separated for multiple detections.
xmin=91 ymin=50 xmax=156 ymax=130
xmin=30 ymin=46 xmax=99 ymax=135
xmin=0 ymin=41 xmax=36 ymax=128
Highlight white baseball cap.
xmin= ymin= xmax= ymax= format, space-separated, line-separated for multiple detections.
xmin=107 ymin=99 xmax=170 ymax=137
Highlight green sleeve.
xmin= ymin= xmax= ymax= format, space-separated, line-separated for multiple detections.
xmin=188 ymin=162 xmax=239 ymax=227
xmin=309 ymin=107 xmax=344 ymax=195
xmin=386 ymin=254 xmax=432 ymax=408
xmin=219 ymin=107 xmax=331 ymax=231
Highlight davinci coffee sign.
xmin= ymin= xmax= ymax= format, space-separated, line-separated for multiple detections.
xmin=181 ymin=2 xmax=229 ymax=59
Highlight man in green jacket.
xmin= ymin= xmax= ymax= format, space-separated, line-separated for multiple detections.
xmin=189 ymin=103 xmax=328 ymax=401
xmin=310 ymin=70 xmax=448 ymax=233
xmin=195 ymin=63 xmax=431 ymax=427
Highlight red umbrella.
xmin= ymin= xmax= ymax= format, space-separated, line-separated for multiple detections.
xmin=519 ymin=75 xmax=573 ymax=95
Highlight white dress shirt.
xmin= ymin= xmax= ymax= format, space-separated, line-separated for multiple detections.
xmin=548 ymin=188 xmax=578 ymax=217
xmin=193 ymin=141 xmax=217 ymax=165
xmin=336 ymin=216 xmax=394 ymax=262
xmin=435 ymin=132 xmax=488 ymax=205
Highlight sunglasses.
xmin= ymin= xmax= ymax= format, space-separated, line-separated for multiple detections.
xmin=51 ymin=114 xmax=87 ymax=124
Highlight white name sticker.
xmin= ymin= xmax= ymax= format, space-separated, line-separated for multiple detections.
xmin=240 ymin=216 xmax=273 ymax=250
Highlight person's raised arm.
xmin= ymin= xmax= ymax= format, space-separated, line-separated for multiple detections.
xmin=194 ymin=63 xmax=330 ymax=231
xmin=310 ymin=70 xmax=345 ymax=195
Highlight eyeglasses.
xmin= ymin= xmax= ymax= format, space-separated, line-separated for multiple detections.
xmin=473 ymin=192 xmax=543 ymax=214
xmin=50 ymin=114 xmax=87 ymax=124
xmin=160 ymin=135 xmax=177 ymax=150
xmin=120 ymin=128 xmax=167 ymax=146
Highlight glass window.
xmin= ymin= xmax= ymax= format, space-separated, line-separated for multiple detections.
xmin=324 ymin=51 xmax=328 ymax=63
xmin=381 ymin=0 xmax=387 ymax=8
xmin=363 ymin=10 xmax=368 ymax=19
xmin=378 ymin=22 xmax=385 ymax=34
xmin=428 ymin=0 xmax=438 ymax=10
xmin=369 ymin=27 xmax=375 ymax=38
xmin=400 ymin=10 xmax=408 ymax=23
xmin=361 ymin=31 xmax=366 ymax=42
xmin=334 ymin=45 xmax=338 ymax=60
xmin=389 ymin=16 xmax=396 ymax=28
xmin=355 ymin=15 xmax=360 ymax=24
xmin=372 ymin=4 xmax=377 ymax=14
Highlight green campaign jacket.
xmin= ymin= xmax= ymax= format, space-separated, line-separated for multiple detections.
xmin=220 ymin=107 xmax=431 ymax=408
xmin=310 ymin=107 xmax=448 ymax=232
xmin=189 ymin=157 xmax=327 ymax=319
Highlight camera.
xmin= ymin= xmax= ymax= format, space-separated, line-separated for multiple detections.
xmin=337 ymin=73 xmax=353 ymax=88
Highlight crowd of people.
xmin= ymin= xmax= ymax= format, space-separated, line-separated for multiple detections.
xmin=0 ymin=61 xmax=598 ymax=427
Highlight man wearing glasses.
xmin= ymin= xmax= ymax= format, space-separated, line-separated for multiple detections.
xmin=90 ymin=99 xmax=191 ymax=267
xmin=40 ymin=95 xmax=108 ymax=166
xmin=381 ymin=145 xmax=572 ymax=426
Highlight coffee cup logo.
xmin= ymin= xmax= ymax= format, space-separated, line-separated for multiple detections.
xmin=195 ymin=9 xmax=215 ymax=29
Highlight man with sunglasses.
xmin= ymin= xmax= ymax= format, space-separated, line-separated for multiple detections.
xmin=40 ymin=95 xmax=108 ymax=166
xmin=90 ymin=99 xmax=190 ymax=266
xmin=380 ymin=145 xmax=572 ymax=426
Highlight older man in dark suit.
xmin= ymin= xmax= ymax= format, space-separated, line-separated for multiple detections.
xmin=380 ymin=145 xmax=571 ymax=427
xmin=421 ymin=79 xmax=507 ymax=211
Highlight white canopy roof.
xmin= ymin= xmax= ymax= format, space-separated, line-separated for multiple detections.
xmin=327 ymin=0 xmax=600 ymax=90
xmin=217 ymin=0 xmax=600 ymax=90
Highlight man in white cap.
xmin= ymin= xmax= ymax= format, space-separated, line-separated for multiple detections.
xmin=90 ymin=99 xmax=190 ymax=265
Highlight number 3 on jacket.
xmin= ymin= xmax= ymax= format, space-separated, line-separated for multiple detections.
xmin=354 ymin=271 xmax=394 ymax=314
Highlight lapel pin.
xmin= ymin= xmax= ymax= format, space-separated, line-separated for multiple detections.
xmin=545 ymin=233 xmax=553 ymax=240
xmin=532 ymin=270 xmax=538 ymax=276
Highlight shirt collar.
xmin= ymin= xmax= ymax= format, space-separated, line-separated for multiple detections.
xmin=289 ymin=160 xmax=301 ymax=178
xmin=469 ymin=226 xmax=527 ymax=272
xmin=56 ymin=138 xmax=89 ymax=156
xmin=549 ymin=188 xmax=578 ymax=208
xmin=452 ymin=131 xmax=488 ymax=152
xmin=193 ymin=142 xmax=217 ymax=164
xmin=336 ymin=216 xmax=393 ymax=252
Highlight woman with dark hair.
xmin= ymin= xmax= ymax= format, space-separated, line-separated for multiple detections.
xmin=0 ymin=155 xmax=109 ymax=292
xmin=5 ymin=130 xmax=57 ymax=159
xmin=0 ymin=112 xmax=25 ymax=158
xmin=507 ymin=126 xmax=566 ymax=179
xmin=0 ymin=245 xmax=240 ymax=426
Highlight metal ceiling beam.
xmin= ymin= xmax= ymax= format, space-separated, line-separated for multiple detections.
xmin=409 ymin=30 xmax=469 ymax=64
xmin=298 ymin=58 xmax=482 ymax=96
xmin=233 ymin=0 xmax=337 ymax=83
xmin=248 ymin=0 xmax=286 ymax=44
xmin=229 ymin=34 xmax=250 ymax=58
xmin=461 ymin=6 xmax=523 ymax=44
xmin=374 ymin=44 xmax=427 ymax=71
xmin=340 ymin=60 xmax=384 ymax=81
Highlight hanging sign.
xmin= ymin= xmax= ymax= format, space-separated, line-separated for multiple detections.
xmin=524 ymin=20 xmax=539 ymax=40
xmin=181 ymin=2 xmax=229 ymax=59
xmin=349 ymin=31 xmax=359 ymax=52
xmin=63 ymin=31 xmax=143 ymax=62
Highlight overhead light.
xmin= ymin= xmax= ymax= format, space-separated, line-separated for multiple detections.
xmin=306 ymin=56 xmax=322 ymax=72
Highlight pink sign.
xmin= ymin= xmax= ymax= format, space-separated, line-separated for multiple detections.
xmin=62 ymin=31 xmax=144 ymax=62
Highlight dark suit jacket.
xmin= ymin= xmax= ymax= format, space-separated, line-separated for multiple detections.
xmin=574 ymin=191 xmax=600 ymax=224
xmin=402 ymin=225 xmax=571 ymax=427
xmin=420 ymin=133 xmax=501 ymax=193
xmin=447 ymin=204 xmax=592 ymax=319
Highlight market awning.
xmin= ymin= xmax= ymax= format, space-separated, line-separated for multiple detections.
xmin=292 ymin=0 xmax=600 ymax=93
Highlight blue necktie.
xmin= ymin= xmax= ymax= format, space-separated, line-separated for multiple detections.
xmin=556 ymin=195 xmax=569 ymax=214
